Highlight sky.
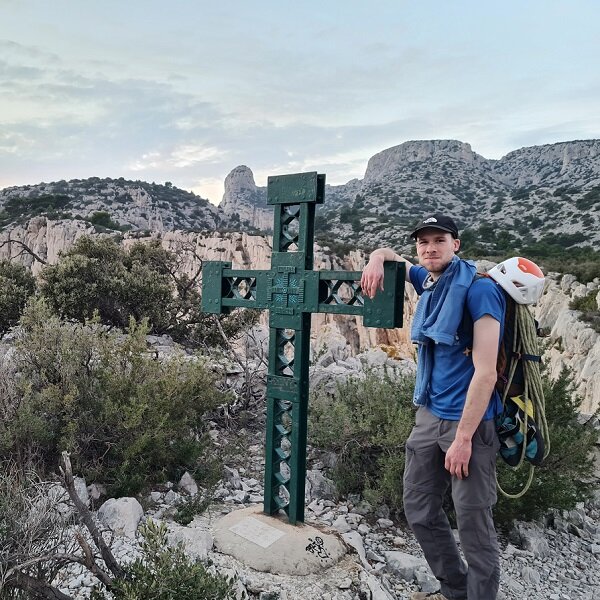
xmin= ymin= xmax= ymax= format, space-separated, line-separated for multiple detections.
xmin=0 ymin=1 xmax=599 ymax=204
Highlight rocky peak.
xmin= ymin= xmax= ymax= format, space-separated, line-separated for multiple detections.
xmin=218 ymin=166 xmax=270 ymax=231
xmin=363 ymin=139 xmax=486 ymax=183
xmin=222 ymin=166 xmax=258 ymax=203
xmin=494 ymin=139 xmax=600 ymax=188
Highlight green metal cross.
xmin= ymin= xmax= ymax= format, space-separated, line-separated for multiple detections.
xmin=202 ymin=172 xmax=405 ymax=524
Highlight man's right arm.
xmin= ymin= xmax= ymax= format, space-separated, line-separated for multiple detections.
xmin=360 ymin=248 xmax=413 ymax=299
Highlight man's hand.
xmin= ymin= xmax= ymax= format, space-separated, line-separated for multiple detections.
xmin=360 ymin=256 xmax=385 ymax=299
xmin=445 ymin=437 xmax=472 ymax=479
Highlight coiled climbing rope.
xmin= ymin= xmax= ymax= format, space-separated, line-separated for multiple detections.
xmin=497 ymin=303 xmax=550 ymax=499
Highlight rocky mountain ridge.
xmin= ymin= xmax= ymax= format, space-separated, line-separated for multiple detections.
xmin=218 ymin=139 xmax=600 ymax=254
xmin=2 ymin=139 xmax=598 ymax=254
xmin=0 ymin=177 xmax=220 ymax=234
xmin=322 ymin=139 xmax=600 ymax=251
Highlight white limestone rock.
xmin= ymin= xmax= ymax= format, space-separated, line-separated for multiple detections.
xmin=383 ymin=550 xmax=429 ymax=581
xmin=98 ymin=497 xmax=144 ymax=538
xmin=305 ymin=470 xmax=338 ymax=502
xmin=179 ymin=471 xmax=198 ymax=497
xmin=167 ymin=523 xmax=213 ymax=559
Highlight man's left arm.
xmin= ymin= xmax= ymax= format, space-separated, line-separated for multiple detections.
xmin=444 ymin=315 xmax=500 ymax=479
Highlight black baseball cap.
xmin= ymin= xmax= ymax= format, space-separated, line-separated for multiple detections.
xmin=410 ymin=214 xmax=459 ymax=239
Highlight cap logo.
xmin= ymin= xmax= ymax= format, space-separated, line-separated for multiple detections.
xmin=423 ymin=217 xmax=437 ymax=223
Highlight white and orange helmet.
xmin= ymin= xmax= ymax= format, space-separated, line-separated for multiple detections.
xmin=488 ymin=257 xmax=545 ymax=305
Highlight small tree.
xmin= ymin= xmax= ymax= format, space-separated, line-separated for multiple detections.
xmin=40 ymin=236 xmax=173 ymax=332
xmin=39 ymin=235 xmax=256 ymax=348
xmin=0 ymin=260 xmax=36 ymax=335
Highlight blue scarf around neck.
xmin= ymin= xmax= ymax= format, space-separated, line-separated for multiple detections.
xmin=411 ymin=256 xmax=477 ymax=406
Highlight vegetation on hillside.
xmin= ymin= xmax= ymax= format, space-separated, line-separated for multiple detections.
xmin=569 ymin=290 xmax=600 ymax=332
xmin=459 ymin=227 xmax=600 ymax=283
xmin=0 ymin=260 xmax=35 ymax=334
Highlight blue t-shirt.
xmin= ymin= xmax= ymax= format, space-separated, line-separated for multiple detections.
xmin=409 ymin=265 xmax=506 ymax=421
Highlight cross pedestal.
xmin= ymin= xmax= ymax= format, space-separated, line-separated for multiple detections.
xmin=202 ymin=172 xmax=405 ymax=524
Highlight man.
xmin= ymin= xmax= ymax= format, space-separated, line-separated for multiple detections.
xmin=361 ymin=214 xmax=504 ymax=600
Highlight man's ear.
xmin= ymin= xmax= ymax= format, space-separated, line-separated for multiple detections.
xmin=454 ymin=238 xmax=461 ymax=252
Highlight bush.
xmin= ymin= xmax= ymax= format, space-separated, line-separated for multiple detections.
xmin=309 ymin=371 xmax=415 ymax=510
xmin=87 ymin=211 xmax=126 ymax=231
xmin=91 ymin=520 xmax=236 ymax=600
xmin=0 ymin=300 xmax=229 ymax=495
xmin=40 ymin=236 xmax=174 ymax=332
xmin=570 ymin=291 xmax=600 ymax=333
xmin=494 ymin=369 xmax=599 ymax=525
xmin=39 ymin=235 xmax=255 ymax=348
xmin=0 ymin=260 xmax=36 ymax=335
xmin=309 ymin=368 xmax=598 ymax=526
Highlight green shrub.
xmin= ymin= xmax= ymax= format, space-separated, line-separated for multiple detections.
xmin=0 ymin=194 xmax=71 ymax=228
xmin=91 ymin=520 xmax=236 ymax=600
xmin=570 ymin=290 xmax=597 ymax=312
xmin=310 ymin=368 xmax=598 ymax=526
xmin=570 ymin=290 xmax=600 ymax=332
xmin=0 ymin=300 xmax=229 ymax=495
xmin=309 ymin=371 xmax=415 ymax=510
xmin=87 ymin=211 xmax=126 ymax=231
xmin=494 ymin=369 xmax=599 ymax=525
xmin=40 ymin=236 xmax=173 ymax=332
xmin=0 ymin=260 xmax=36 ymax=335
xmin=39 ymin=235 xmax=255 ymax=348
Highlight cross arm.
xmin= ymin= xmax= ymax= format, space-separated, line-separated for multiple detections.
xmin=201 ymin=261 xmax=270 ymax=314
xmin=314 ymin=261 xmax=405 ymax=328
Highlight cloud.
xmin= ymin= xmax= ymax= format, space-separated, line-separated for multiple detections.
xmin=128 ymin=145 xmax=228 ymax=172
xmin=170 ymin=145 xmax=227 ymax=168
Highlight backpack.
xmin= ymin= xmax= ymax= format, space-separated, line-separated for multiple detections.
xmin=474 ymin=274 xmax=549 ymax=479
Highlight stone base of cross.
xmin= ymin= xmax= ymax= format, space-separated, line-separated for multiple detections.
xmin=202 ymin=172 xmax=405 ymax=524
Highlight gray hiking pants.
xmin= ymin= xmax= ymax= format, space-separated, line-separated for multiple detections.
xmin=403 ymin=406 xmax=501 ymax=600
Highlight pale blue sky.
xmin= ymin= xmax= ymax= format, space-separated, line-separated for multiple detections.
xmin=0 ymin=0 xmax=598 ymax=203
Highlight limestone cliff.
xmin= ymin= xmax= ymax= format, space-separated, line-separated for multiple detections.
xmin=0 ymin=217 xmax=95 ymax=275
xmin=535 ymin=273 xmax=600 ymax=414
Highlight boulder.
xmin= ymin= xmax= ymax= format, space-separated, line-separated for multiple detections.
xmin=510 ymin=523 xmax=551 ymax=558
xmin=213 ymin=505 xmax=346 ymax=575
xmin=383 ymin=551 xmax=429 ymax=581
xmin=342 ymin=530 xmax=369 ymax=569
xmin=179 ymin=471 xmax=198 ymax=496
xmin=305 ymin=470 xmax=337 ymax=502
xmin=98 ymin=497 xmax=144 ymax=538
xmin=167 ymin=523 xmax=213 ymax=559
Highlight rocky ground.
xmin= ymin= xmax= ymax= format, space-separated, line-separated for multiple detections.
xmin=9 ymin=336 xmax=598 ymax=600
xmin=50 ymin=416 xmax=600 ymax=600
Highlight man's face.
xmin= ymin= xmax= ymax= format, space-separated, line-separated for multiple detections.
xmin=415 ymin=229 xmax=460 ymax=275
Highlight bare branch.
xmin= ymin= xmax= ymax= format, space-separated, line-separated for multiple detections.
xmin=11 ymin=571 xmax=72 ymax=600
xmin=59 ymin=451 xmax=124 ymax=580
xmin=0 ymin=237 xmax=47 ymax=265
xmin=75 ymin=532 xmax=114 ymax=588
